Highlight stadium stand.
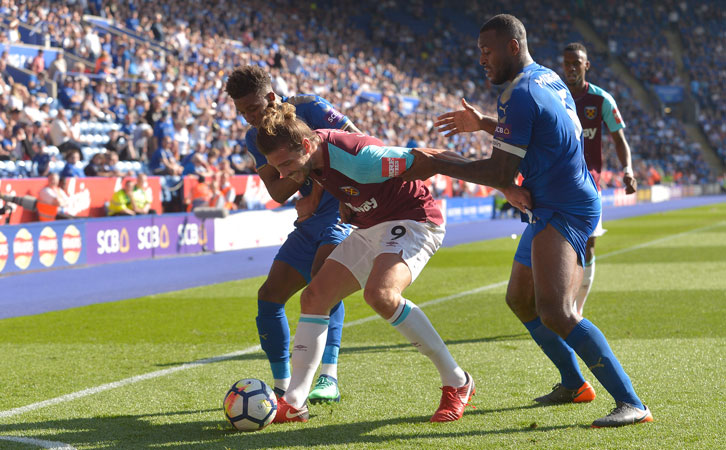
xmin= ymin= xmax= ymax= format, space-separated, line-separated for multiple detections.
xmin=1 ymin=0 xmax=723 ymax=215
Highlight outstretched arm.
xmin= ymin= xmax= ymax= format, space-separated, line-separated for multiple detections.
xmin=435 ymin=98 xmax=499 ymax=137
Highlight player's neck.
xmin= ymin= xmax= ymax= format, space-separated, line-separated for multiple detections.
xmin=309 ymin=141 xmax=324 ymax=171
xmin=569 ymin=80 xmax=588 ymax=97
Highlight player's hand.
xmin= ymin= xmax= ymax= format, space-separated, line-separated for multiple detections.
xmin=401 ymin=148 xmax=438 ymax=181
xmin=339 ymin=201 xmax=353 ymax=224
xmin=434 ymin=98 xmax=485 ymax=137
xmin=500 ymin=184 xmax=532 ymax=214
xmin=295 ymin=196 xmax=315 ymax=222
xmin=623 ymin=173 xmax=637 ymax=194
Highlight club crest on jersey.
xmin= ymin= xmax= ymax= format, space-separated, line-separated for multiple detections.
xmin=382 ymin=157 xmax=406 ymax=177
xmin=584 ymin=106 xmax=598 ymax=120
xmin=340 ymin=186 xmax=360 ymax=196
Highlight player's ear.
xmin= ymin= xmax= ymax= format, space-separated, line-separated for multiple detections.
xmin=585 ymin=60 xmax=590 ymax=71
xmin=301 ymin=137 xmax=311 ymax=154
xmin=264 ymin=91 xmax=275 ymax=103
xmin=509 ymin=38 xmax=521 ymax=56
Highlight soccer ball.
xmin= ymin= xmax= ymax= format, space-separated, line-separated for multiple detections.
xmin=223 ymin=378 xmax=277 ymax=431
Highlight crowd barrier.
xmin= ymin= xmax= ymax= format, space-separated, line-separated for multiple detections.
xmin=1 ymin=183 xmax=721 ymax=277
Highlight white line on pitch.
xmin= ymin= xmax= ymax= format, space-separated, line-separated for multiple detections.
xmin=0 ymin=435 xmax=77 ymax=449
xmin=1 ymin=220 xmax=721 ymax=419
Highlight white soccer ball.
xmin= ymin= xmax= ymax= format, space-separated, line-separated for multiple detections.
xmin=223 ymin=378 xmax=277 ymax=431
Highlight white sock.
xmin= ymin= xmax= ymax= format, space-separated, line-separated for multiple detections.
xmin=574 ymin=258 xmax=596 ymax=315
xmin=285 ymin=314 xmax=328 ymax=408
xmin=274 ymin=377 xmax=290 ymax=393
xmin=388 ymin=299 xmax=466 ymax=387
xmin=320 ymin=363 xmax=337 ymax=380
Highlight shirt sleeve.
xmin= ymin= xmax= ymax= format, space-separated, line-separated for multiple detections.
xmin=328 ymin=143 xmax=415 ymax=184
xmin=245 ymin=128 xmax=267 ymax=168
xmin=492 ymin=86 xmax=535 ymax=159
xmin=306 ymin=96 xmax=352 ymax=130
xmin=601 ymin=91 xmax=626 ymax=133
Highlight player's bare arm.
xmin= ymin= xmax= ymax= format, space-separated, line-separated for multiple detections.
xmin=435 ymin=98 xmax=498 ymax=137
xmin=499 ymin=184 xmax=532 ymax=214
xmin=403 ymin=146 xmax=523 ymax=188
xmin=611 ymin=128 xmax=637 ymax=194
xmin=295 ymin=181 xmax=323 ymax=222
xmin=257 ymin=164 xmax=305 ymax=203
xmin=341 ymin=121 xmax=362 ymax=134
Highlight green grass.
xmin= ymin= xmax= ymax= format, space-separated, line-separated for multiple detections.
xmin=1 ymin=203 xmax=725 ymax=449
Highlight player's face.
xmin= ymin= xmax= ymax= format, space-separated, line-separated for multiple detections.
xmin=233 ymin=92 xmax=271 ymax=128
xmin=266 ymin=145 xmax=311 ymax=184
xmin=478 ymin=30 xmax=514 ymax=85
xmin=563 ymin=50 xmax=589 ymax=86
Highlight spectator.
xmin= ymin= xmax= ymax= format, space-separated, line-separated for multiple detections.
xmin=49 ymin=108 xmax=82 ymax=154
xmin=60 ymin=148 xmax=85 ymax=178
xmin=107 ymin=178 xmax=137 ymax=216
xmin=37 ymin=172 xmax=74 ymax=221
xmin=31 ymin=49 xmax=45 ymax=75
xmin=47 ymin=52 xmax=67 ymax=82
xmin=148 ymin=135 xmax=183 ymax=176
xmin=132 ymin=172 xmax=157 ymax=214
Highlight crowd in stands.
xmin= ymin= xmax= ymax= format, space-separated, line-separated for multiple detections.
xmin=0 ymin=0 xmax=723 ymax=216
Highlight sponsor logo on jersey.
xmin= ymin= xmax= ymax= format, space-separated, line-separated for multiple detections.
xmin=494 ymin=123 xmax=512 ymax=139
xmin=583 ymin=127 xmax=598 ymax=140
xmin=345 ymin=198 xmax=378 ymax=213
xmin=584 ymin=106 xmax=598 ymax=120
xmin=340 ymin=186 xmax=360 ymax=196
xmin=382 ymin=157 xmax=406 ymax=177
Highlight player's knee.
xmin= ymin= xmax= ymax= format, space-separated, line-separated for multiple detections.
xmin=257 ymin=282 xmax=285 ymax=305
xmin=299 ymin=283 xmax=334 ymax=315
xmin=537 ymin=306 xmax=576 ymax=337
xmin=363 ymin=286 xmax=399 ymax=312
xmin=505 ymin=291 xmax=535 ymax=320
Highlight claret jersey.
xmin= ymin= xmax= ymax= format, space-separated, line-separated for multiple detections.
xmin=311 ymin=129 xmax=443 ymax=229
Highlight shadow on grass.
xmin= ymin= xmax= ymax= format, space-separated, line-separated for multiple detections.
xmin=0 ymin=405 xmax=585 ymax=450
xmin=153 ymin=333 xmax=530 ymax=367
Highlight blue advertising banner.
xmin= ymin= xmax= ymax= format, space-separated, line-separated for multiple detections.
xmin=445 ymin=197 xmax=495 ymax=224
xmin=0 ymin=220 xmax=86 ymax=276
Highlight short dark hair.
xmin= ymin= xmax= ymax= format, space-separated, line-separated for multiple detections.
xmin=564 ymin=42 xmax=588 ymax=56
xmin=480 ymin=14 xmax=527 ymax=42
xmin=225 ymin=65 xmax=271 ymax=100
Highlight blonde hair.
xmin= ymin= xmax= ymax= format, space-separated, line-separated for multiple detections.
xmin=256 ymin=102 xmax=317 ymax=156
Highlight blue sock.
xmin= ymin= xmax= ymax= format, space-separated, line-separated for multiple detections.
xmin=322 ymin=345 xmax=339 ymax=365
xmin=325 ymin=301 xmax=345 ymax=357
xmin=256 ymin=300 xmax=290 ymax=380
xmin=524 ymin=317 xmax=585 ymax=390
xmin=565 ymin=318 xmax=644 ymax=409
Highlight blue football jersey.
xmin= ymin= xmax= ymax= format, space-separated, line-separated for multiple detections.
xmin=493 ymin=63 xmax=600 ymax=217
xmin=245 ymin=95 xmax=353 ymax=219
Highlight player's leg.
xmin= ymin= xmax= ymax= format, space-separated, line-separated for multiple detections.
xmin=532 ymin=223 xmax=651 ymax=427
xmin=277 ymin=257 xmax=361 ymax=420
xmin=256 ymin=259 xmax=307 ymax=396
xmin=308 ymin=239 xmax=345 ymax=403
xmin=508 ymin=225 xmax=592 ymax=404
xmin=364 ymin=220 xmax=472 ymax=422
xmin=574 ymin=234 xmax=597 ymax=315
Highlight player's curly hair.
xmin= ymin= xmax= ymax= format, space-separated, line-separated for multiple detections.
xmin=256 ymin=102 xmax=317 ymax=156
xmin=564 ymin=42 xmax=588 ymax=56
xmin=225 ymin=65 xmax=271 ymax=100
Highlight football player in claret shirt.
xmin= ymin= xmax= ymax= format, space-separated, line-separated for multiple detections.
xmin=414 ymin=14 xmax=651 ymax=428
xmin=252 ymin=101 xmax=526 ymax=424
xmin=225 ymin=65 xmax=360 ymax=405
xmin=562 ymin=42 xmax=637 ymax=315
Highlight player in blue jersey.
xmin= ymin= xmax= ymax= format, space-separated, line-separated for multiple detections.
xmin=407 ymin=14 xmax=652 ymax=428
xmin=563 ymin=42 xmax=638 ymax=315
xmin=225 ymin=65 xmax=361 ymax=404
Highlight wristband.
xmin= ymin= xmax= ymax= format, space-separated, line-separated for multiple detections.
xmin=623 ymin=166 xmax=634 ymax=176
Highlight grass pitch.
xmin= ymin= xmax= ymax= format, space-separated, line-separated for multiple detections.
xmin=1 ymin=202 xmax=725 ymax=449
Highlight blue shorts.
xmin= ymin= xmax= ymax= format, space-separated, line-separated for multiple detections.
xmin=514 ymin=208 xmax=598 ymax=267
xmin=275 ymin=220 xmax=352 ymax=283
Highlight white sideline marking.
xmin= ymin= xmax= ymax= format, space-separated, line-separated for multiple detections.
xmin=0 ymin=435 xmax=77 ymax=449
xmin=1 ymin=220 xmax=722 ymax=420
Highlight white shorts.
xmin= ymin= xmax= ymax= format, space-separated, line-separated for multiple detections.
xmin=591 ymin=213 xmax=607 ymax=237
xmin=327 ymin=219 xmax=445 ymax=289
